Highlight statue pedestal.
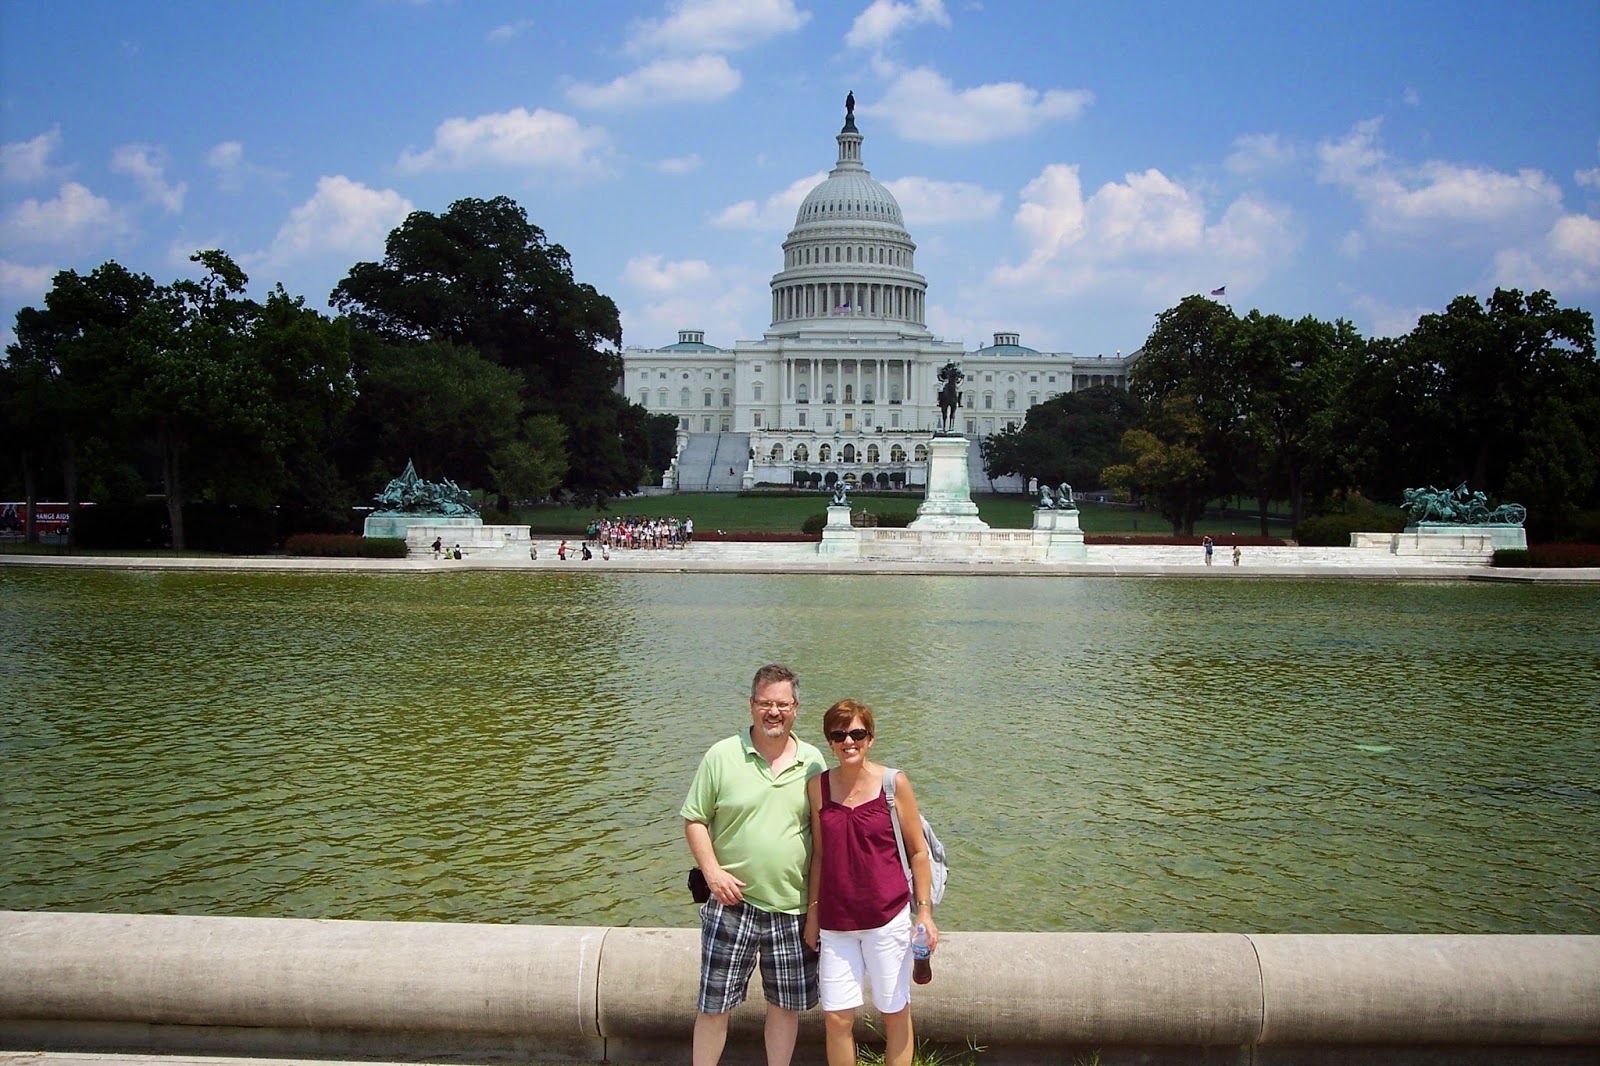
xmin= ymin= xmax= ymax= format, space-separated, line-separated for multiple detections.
xmin=909 ymin=436 xmax=989 ymax=531
xmin=363 ymin=513 xmax=481 ymax=540
xmin=1351 ymin=524 xmax=1525 ymax=559
xmin=818 ymin=505 xmax=860 ymax=557
xmin=1032 ymin=507 xmax=1087 ymax=561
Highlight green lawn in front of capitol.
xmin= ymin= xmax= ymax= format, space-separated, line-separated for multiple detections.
xmin=519 ymin=492 xmax=1296 ymax=538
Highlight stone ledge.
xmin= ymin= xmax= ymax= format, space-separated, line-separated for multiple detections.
xmin=2 ymin=913 xmax=1596 ymax=1063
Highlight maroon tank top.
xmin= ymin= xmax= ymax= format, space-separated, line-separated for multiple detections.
xmin=817 ymin=769 xmax=911 ymax=931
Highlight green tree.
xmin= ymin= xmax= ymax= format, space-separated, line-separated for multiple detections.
xmin=1128 ymin=295 xmax=1245 ymax=509
xmin=981 ymin=385 xmax=1140 ymax=490
xmin=1233 ymin=312 xmax=1365 ymax=530
xmin=1406 ymin=289 xmax=1594 ymax=489
xmin=344 ymin=336 xmax=548 ymax=500
xmin=126 ymin=251 xmax=275 ymax=549
xmin=331 ymin=196 xmax=642 ymax=502
xmin=3 ymin=261 xmax=163 ymax=542
xmin=248 ymin=286 xmax=358 ymax=530
xmin=1101 ymin=396 xmax=1212 ymax=534
xmin=1344 ymin=288 xmax=1598 ymax=530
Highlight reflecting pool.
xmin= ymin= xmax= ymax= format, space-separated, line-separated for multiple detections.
xmin=2 ymin=567 xmax=1597 ymax=933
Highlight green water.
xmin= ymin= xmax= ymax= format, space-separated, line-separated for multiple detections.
xmin=2 ymin=567 xmax=1597 ymax=933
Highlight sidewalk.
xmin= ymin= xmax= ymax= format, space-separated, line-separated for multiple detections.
xmin=2 ymin=543 xmax=1596 ymax=582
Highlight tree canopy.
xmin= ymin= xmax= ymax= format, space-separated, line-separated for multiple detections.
xmin=332 ymin=196 xmax=645 ymax=503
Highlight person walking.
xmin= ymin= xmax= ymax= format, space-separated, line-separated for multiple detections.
xmin=1203 ymin=536 xmax=1214 ymax=566
xmin=1232 ymin=542 xmax=1241 ymax=567
xmin=804 ymin=699 xmax=937 ymax=1066
xmin=682 ymin=665 xmax=825 ymax=1066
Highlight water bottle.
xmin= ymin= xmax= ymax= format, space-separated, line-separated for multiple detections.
xmin=911 ymin=923 xmax=932 ymax=985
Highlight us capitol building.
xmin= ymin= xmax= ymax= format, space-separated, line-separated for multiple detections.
xmin=623 ymin=96 xmax=1138 ymax=493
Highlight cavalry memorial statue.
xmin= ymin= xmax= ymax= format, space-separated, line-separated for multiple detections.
xmin=1401 ymin=483 xmax=1525 ymax=527
xmin=373 ymin=460 xmax=477 ymax=516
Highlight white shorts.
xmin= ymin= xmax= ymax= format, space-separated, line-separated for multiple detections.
xmin=818 ymin=907 xmax=913 ymax=1014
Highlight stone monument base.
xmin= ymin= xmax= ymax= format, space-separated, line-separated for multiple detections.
xmin=363 ymin=513 xmax=481 ymax=540
xmin=1350 ymin=524 xmax=1525 ymax=559
xmin=818 ymin=504 xmax=861 ymax=557
xmin=909 ymin=436 xmax=989 ymax=531
xmin=365 ymin=513 xmax=532 ymax=559
xmin=1032 ymin=506 xmax=1088 ymax=561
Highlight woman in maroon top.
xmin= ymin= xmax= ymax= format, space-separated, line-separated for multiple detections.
xmin=803 ymin=699 xmax=939 ymax=1066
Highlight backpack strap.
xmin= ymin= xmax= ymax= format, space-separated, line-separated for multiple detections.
xmin=882 ymin=766 xmax=912 ymax=888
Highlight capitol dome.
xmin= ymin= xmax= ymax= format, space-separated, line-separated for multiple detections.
xmin=768 ymin=96 xmax=928 ymax=333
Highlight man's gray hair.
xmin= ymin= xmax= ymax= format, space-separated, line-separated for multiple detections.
xmin=750 ymin=663 xmax=798 ymax=703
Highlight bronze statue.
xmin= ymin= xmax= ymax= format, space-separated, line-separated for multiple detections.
xmin=1402 ymin=483 xmax=1525 ymax=526
xmin=373 ymin=459 xmax=477 ymax=516
xmin=935 ymin=362 xmax=964 ymax=434
xmin=846 ymin=91 xmax=855 ymax=119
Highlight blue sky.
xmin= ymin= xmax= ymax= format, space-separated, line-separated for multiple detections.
xmin=3 ymin=0 xmax=1598 ymax=361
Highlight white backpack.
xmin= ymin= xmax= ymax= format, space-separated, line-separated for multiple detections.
xmin=882 ymin=767 xmax=948 ymax=905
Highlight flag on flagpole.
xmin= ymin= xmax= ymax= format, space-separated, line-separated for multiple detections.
xmin=833 ymin=303 xmax=851 ymax=314
xmin=1210 ymin=286 xmax=1227 ymax=297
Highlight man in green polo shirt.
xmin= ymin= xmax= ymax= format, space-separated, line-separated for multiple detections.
xmin=683 ymin=663 xmax=826 ymax=1066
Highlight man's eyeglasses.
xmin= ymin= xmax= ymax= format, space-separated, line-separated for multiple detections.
xmin=752 ymin=700 xmax=796 ymax=713
xmin=827 ymin=728 xmax=871 ymax=743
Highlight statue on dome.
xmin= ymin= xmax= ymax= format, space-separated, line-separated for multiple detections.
xmin=935 ymin=361 xmax=964 ymax=434
xmin=846 ymin=91 xmax=855 ymax=119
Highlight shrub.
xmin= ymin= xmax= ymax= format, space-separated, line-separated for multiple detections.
xmin=875 ymin=510 xmax=917 ymax=528
xmin=285 ymin=534 xmax=408 ymax=558
xmin=1295 ymin=511 xmax=1406 ymax=547
xmin=800 ymin=513 xmax=828 ymax=535
xmin=1493 ymin=543 xmax=1600 ymax=568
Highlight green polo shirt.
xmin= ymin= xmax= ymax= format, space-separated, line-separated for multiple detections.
xmin=681 ymin=730 xmax=825 ymax=914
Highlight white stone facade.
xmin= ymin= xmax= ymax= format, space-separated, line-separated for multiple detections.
xmin=622 ymin=102 xmax=1137 ymax=491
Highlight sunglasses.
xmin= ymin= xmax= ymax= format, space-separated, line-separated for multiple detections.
xmin=827 ymin=728 xmax=872 ymax=743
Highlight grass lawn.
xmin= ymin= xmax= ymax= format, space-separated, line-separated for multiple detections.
xmin=518 ymin=493 xmax=1295 ymax=538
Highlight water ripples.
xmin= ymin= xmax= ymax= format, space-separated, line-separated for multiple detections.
xmin=2 ymin=569 xmax=1596 ymax=933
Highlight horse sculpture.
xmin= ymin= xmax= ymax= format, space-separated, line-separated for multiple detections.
xmin=1402 ymin=483 xmax=1526 ymax=526
xmin=935 ymin=362 xmax=964 ymax=434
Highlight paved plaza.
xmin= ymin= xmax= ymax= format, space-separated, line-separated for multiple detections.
xmin=2 ymin=541 xmax=1594 ymax=582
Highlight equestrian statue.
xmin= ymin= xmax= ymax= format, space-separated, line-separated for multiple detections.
xmin=935 ymin=362 xmax=964 ymax=434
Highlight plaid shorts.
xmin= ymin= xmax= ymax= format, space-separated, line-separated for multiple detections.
xmin=696 ymin=898 xmax=819 ymax=1014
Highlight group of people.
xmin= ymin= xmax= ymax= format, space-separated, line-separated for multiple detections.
xmin=683 ymin=664 xmax=938 ymax=1066
xmin=588 ymin=514 xmax=693 ymax=550
xmin=430 ymin=537 xmax=462 ymax=560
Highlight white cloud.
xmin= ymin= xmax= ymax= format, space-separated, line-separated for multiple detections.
xmin=397 ymin=108 xmax=612 ymax=175
xmin=1573 ymin=167 xmax=1600 ymax=189
xmin=1 ymin=126 xmax=64 ymax=182
xmin=846 ymin=0 xmax=951 ymax=50
xmin=865 ymin=67 xmax=1092 ymax=146
xmin=1318 ymin=118 xmax=1562 ymax=235
xmin=1 ymin=181 xmax=119 ymax=246
xmin=0 ymin=259 xmax=56 ymax=298
xmin=487 ymin=19 xmax=534 ymax=43
xmin=621 ymin=277 xmax=763 ymax=351
xmin=711 ymin=171 xmax=826 ymax=229
xmin=622 ymin=253 xmax=714 ymax=292
xmin=657 ymin=154 xmax=704 ymax=175
xmin=257 ymin=176 xmax=412 ymax=267
xmin=110 ymin=143 xmax=186 ymax=213
xmin=1493 ymin=212 xmax=1600 ymax=292
xmin=884 ymin=176 xmax=1000 ymax=224
xmin=1351 ymin=293 xmax=1429 ymax=339
xmin=992 ymin=163 xmax=1298 ymax=302
xmin=1224 ymin=133 xmax=1298 ymax=176
xmin=205 ymin=140 xmax=285 ymax=192
xmin=626 ymin=0 xmax=809 ymax=55
xmin=566 ymin=55 xmax=741 ymax=110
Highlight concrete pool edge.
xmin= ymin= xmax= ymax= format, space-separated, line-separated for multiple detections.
xmin=3 ymin=550 xmax=1598 ymax=583
xmin=2 ymin=912 xmax=1596 ymax=1064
